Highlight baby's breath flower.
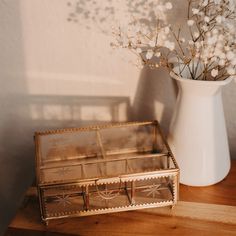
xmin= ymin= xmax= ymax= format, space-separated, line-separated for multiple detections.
xmin=192 ymin=8 xmax=199 ymax=14
xmin=216 ymin=15 xmax=222 ymax=23
xmin=219 ymin=53 xmax=226 ymax=59
xmin=188 ymin=40 xmax=194 ymax=45
xmin=187 ymin=20 xmax=195 ymax=26
xmin=213 ymin=0 xmax=221 ymax=4
xmin=231 ymin=58 xmax=236 ymax=66
xmin=164 ymin=26 xmax=170 ymax=34
xmin=202 ymin=25 xmax=209 ymax=31
xmin=211 ymin=69 xmax=219 ymax=77
xmin=195 ymin=42 xmax=201 ymax=48
xmin=202 ymin=0 xmax=208 ymax=7
xmin=194 ymin=32 xmax=200 ymax=38
xmin=149 ymin=41 xmax=155 ymax=47
xmin=211 ymin=56 xmax=217 ymax=62
xmin=111 ymin=0 xmax=236 ymax=79
xmin=212 ymin=29 xmax=218 ymax=34
xmin=165 ymin=2 xmax=173 ymax=10
xmin=136 ymin=48 xmax=142 ymax=54
xmin=219 ymin=59 xmax=226 ymax=66
xmin=204 ymin=16 xmax=210 ymax=22
xmin=146 ymin=50 xmax=154 ymax=59
xmin=226 ymin=51 xmax=235 ymax=60
xmin=165 ymin=41 xmax=175 ymax=51
xmin=207 ymin=35 xmax=217 ymax=45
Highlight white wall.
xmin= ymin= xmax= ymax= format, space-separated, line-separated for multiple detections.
xmin=0 ymin=0 xmax=235 ymax=233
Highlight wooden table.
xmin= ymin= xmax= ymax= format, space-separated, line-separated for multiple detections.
xmin=5 ymin=160 xmax=236 ymax=236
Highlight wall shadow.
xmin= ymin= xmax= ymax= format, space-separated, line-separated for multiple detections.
xmin=223 ymin=80 xmax=236 ymax=158
xmin=0 ymin=1 xmax=29 ymax=234
xmin=0 ymin=1 xmax=131 ymax=233
xmin=0 ymin=93 xmax=130 ymax=235
xmin=67 ymin=0 xmax=167 ymax=34
xmin=133 ymin=66 xmax=236 ymax=159
xmin=132 ymin=66 xmax=177 ymax=136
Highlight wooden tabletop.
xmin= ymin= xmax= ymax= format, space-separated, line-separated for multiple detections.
xmin=5 ymin=160 xmax=236 ymax=236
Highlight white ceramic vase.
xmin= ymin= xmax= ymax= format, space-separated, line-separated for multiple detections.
xmin=168 ymin=71 xmax=232 ymax=186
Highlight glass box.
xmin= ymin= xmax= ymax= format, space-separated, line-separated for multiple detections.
xmin=35 ymin=121 xmax=179 ymax=224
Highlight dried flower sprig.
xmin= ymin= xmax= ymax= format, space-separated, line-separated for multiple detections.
xmin=112 ymin=0 xmax=236 ymax=80
xmin=172 ymin=0 xmax=236 ymax=80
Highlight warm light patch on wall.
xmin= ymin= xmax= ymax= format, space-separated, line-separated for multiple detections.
xmin=30 ymin=104 xmax=74 ymax=121
xmin=29 ymin=97 xmax=129 ymax=123
xmin=80 ymin=102 xmax=128 ymax=122
xmin=80 ymin=105 xmax=112 ymax=121
xmin=154 ymin=100 xmax=164 ymax=122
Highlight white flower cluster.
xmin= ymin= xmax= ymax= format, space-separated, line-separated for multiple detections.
xmin=112 ymin=0 xmax=236 ymax=80
xmin=111 ymin=1 xmax=174 ymax=67
xmin=199 ymin=29 xmax=236 ymax=77
xmin=177 ymin=0 xmax=236 ymax=79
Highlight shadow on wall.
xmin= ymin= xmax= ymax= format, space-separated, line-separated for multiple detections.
xmin=133 ymin=65 xmax=236 ymax=159
xmin=0 ymin=2 xmax=133 ymax=233
xmin=132 ymin=66 xmax=177 ymax=135
xmin=66 ymin=0 xmax=168 ymax=34
xmin=223 ymin=80 xmax=236 ymax=158
xmin=0 ymin=1 xmax=29 ymax=234
xmin=0 ymin=93 xmax=130 ymax=235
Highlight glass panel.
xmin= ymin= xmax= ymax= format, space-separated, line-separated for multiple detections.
xmin=37 ymin=122 xmax=176 ymax=184
xmin=100 ymin=125 xmax=155 ymax=155
xmin=88 ymin=183 xmax=129 ymax=210
xmin=155 ymin=132 xmax=168 ymax=153
xmin=83 ymin=159 xmax=128 ymax=179
xmin=40 ymin=154 xmax=171 ymax=183
xmin=41 ymin=165 xmax=83 ymax=183
xmin=39 ymin=131 xmax=101 ymax=165
xmin=132 ymin=177 xmax=174 ymax=205
xmin=42 ymin=185 xmax=84 ymax=218
xmin=41 ymin=176 xmax=175 ymax=219
xmin=127 ymin=155 xmax=168 ymax=173
xmin=83 ymin=162 xmax=104 ymax=179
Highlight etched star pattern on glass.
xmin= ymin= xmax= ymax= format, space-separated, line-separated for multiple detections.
xmin=141 ymin=184 xmax=162 ymax=198
xmin=55 ymin=193 xmax=72 ymax=207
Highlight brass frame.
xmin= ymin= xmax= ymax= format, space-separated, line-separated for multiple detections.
xmin=35 ymin=121 xmax=179 ymax=225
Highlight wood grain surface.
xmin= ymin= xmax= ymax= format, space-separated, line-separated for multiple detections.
xmin=180 ymin=160 xmax=236 ymax=206
xmin=5 ymin=160 xmax=236 ymax=236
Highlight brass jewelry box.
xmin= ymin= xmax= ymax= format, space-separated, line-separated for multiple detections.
xmin=35 ymin=121 xmax=179 ymax=224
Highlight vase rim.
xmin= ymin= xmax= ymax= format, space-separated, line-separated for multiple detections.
xmin=170 ymin=71 xmax=233 ymax=86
